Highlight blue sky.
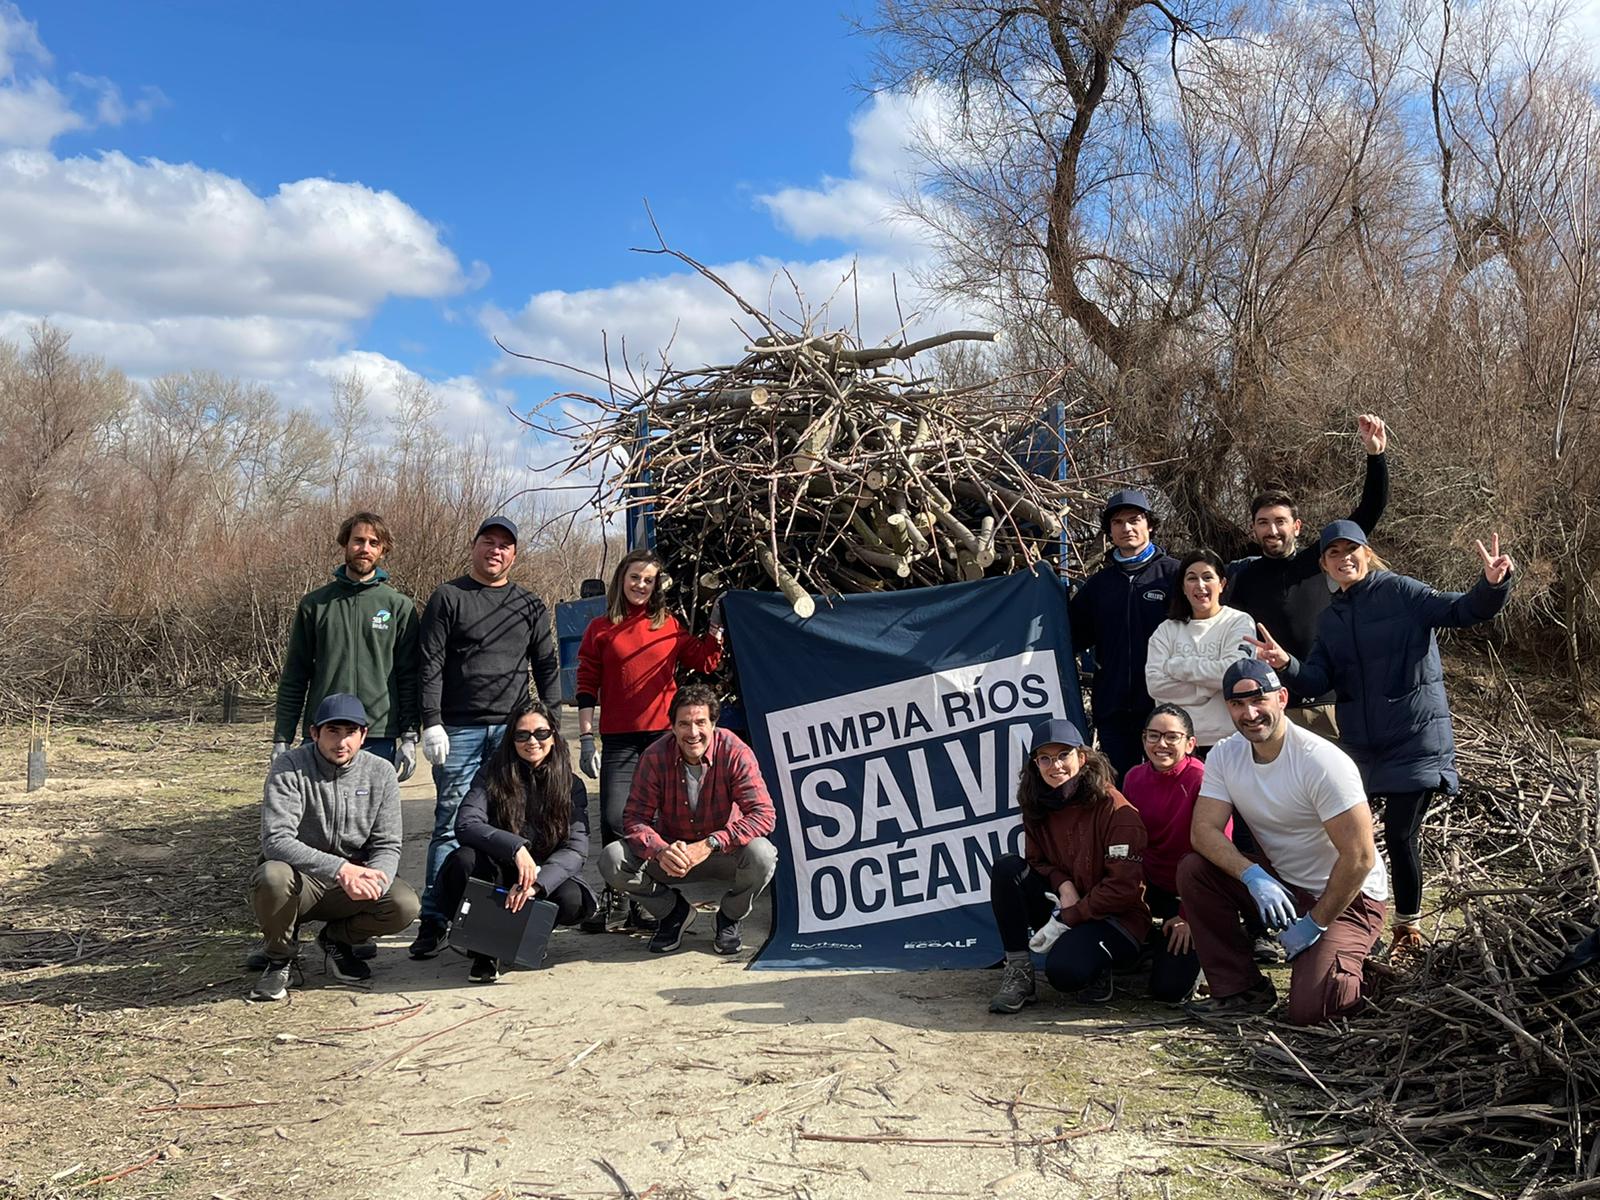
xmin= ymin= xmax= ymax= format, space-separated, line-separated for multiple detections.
xmin=1 ymin=1 xmax=949 ymax=442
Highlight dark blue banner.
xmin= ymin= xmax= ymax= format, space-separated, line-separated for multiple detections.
xmin=723 ymin=564 xmax=1085 ymax=971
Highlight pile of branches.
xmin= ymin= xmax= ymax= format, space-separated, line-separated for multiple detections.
xmin=1196 ymin=715 xmax=1600 ymax=1198
xmin=536 ymin=253 xmax=1093 ymax=620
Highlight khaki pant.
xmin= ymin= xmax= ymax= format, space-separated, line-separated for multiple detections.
xmin=600 ymin=838 xmax=778 ymax=922
xmin=249 ymin=860 xmax=420 ymax=960
xmin=1288 ymin=704 xmax=1339 ymax=740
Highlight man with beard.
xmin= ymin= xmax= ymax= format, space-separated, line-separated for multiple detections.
xmin=1179 ymin=661 xmax=1388 ymax=1026
xmin=1226 ymin=415 xmax=1389 ymax=737
xmin=273 ymin=512 xmax=420 ymax=775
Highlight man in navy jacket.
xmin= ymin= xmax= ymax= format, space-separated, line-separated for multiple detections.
xmin=1069 ymin=490 xmax=1179 ymax=780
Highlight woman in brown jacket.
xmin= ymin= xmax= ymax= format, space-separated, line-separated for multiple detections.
xmin=987 ymin=718 xmax=1151 ymax=1012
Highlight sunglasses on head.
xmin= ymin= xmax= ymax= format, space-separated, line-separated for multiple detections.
xmin=512 ymin=728 xmax=555 ymax=744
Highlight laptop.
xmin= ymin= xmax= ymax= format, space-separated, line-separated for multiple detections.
xmin=447 ymin=878 xmax=558 ymax=968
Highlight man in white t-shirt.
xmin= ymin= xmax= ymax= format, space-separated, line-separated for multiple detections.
xmin=1178 ymin=660 xmax=1388 ymax=1025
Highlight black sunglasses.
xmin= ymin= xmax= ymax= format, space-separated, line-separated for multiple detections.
xmin=512 ymin=728 xmax=556 ymax=744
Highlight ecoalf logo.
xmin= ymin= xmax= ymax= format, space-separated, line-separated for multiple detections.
xmin=903 ymin=937 xmax=978 ymax=950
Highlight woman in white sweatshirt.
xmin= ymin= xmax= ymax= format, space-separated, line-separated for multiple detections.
xmin=1143 ymin=550 xmax=1256 ymax=754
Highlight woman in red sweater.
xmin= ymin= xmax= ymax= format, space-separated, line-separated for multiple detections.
xmin=576 ymin=549 xmax=723 ymax=932
xmin=1120 ymin=704 xmax=1206 ymax=1002
xmin=987 ymin=718 xmax=1150 ymax=1013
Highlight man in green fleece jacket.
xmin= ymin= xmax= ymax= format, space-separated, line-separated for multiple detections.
xmin=273 ymin=512 xmax=420 ymax=779
xmin=248 ymin=694 xmax=420 ymax=1002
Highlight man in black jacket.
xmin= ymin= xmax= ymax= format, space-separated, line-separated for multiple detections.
xmin=409 ymin=515 xmax=562 ymax=957
xmin=1226 ymin=414 xmax=1389 ymax=737
xmin=1069 ymin=489 xmax=1179 ymax=780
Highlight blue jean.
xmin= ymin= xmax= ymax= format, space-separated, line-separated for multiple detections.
xmin=420 ymin=723 xmax=504 ymax=923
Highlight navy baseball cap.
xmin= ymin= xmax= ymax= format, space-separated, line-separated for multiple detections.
xmin=1222 ymin=659 xmax=1284 ymax=700
xmin=1030 ymin=717 xmax=1087 ymax=753
xmin=1318 ymin=519 xmax=1369 ymax=554
xmin=475 ymin=514 xmax=519 ymax=544
xmin=312 ymin=693 xmax=370 ymax=728
xmin=1102 ymin=488 xmax=1156 ymax=532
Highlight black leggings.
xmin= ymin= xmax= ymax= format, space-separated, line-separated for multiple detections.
xmin=435 ymin=845 xmax=591 ymax=927
xmin=1373 ymin=790 xmax=1435 ymax=921
xmin=1145 ymin=883 xmax=1201 ymax=1003
xmin=988 ymin=855 xmax=1142 ymax=991
xmin=598 ymin=730 xmax=662 ymax=847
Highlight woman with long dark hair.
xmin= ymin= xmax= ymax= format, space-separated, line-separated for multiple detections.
xmin=1144 ymin=549 xmax=1256 ymax=755
xmin=1250 ymin=521 xmax=1514 ymax=957
xmin=576 ymin=548 xmax=722 ymax=931
xmin=435 ymin=698 xmax=596 ymax=982
xmin=986 ymin=718 xmax=1150 ymax=1013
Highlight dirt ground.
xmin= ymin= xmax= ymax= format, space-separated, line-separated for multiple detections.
xmin=0 ymin=712 xmax=1301 ymax=1200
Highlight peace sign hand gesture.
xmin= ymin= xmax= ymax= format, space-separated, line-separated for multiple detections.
xmin=1476 ymin=534 xmax=1514 ymax=585
xmin=1243 ymin=623 xmax=1291 ymax=670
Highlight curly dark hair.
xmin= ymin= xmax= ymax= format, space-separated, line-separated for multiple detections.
xmin=1015 ymin=744 xmax=1117 ymax=824
xmin=669 ymin=683 xmax=720 ymax=725
xmin=482 ymin=698 xmax=574 ymax=861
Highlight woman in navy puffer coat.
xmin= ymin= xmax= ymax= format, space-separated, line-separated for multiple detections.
xmin=1249 ymin=520 xmax=1514 ymax=955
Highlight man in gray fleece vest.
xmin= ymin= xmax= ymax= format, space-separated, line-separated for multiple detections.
xmin=248 ymin=693 xmax=420 ymax=1001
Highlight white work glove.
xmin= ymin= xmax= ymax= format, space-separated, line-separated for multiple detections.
xmin=421 ymin=725 xmax=450 ymax=765
xmin=579 ymin=733 xmax=598 ymax=779
xmin=271 ymin=741 xmax=290 ymax=762
xmin=396 ymin=734 xmax=418 ymax=782
xmin=1029 ymin=913 xmax=1070 ymax=954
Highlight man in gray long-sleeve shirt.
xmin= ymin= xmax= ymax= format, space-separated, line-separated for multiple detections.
xmin=247 ymin=694 xmax=420 ymax=1001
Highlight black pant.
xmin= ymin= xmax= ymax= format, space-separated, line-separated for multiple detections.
xmin=436 ymin=845 xmax=590 ymax=928
xmin=988 ymin=854 xmax=1141 ymax=991
xmin=1095 ymin=710 xmax=1149 ymax=783
xmin=1145 ymin=882 xmax=1201 ymax=1003
xmin=1373 ymin=790 xmax=1434 ymax=920
xmin=598 ymin=730 xmax=661 ymax=847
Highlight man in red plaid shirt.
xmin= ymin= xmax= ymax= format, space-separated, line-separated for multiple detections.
xmin=599 ymin=684 xmax=778 ymax=955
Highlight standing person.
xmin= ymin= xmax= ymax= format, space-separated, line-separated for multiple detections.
xmin=600 ymin=685 xmax=778 ymax=957
xmin=1121 ymin=705 xmax=1207 ymax=1002
xmin=273 ymin=512 xmax=419 ymax=776
xmin=575 ymin=549 xmax=724 ymax=932
xmin=1227 ymin=414 xmax=1390 ymax=737
xmin=432 ymin=698 xmax=597 ymax=983
xmin=247 ymin=694 xmax=419 ymax=1002
xmin=410 ymin=515 xmax=562 ymax=959
xmin=1180 ymin=661 xmax=1388 ymax=1026
xmin=1144 ymin=550 xmax=1256 ymax=753
xmin=1069 ymin=489 xmax=1180 ymax=780
xmin=1248 ymin=523 xmax=1514 ymax=957
xmin=986 ymin=718 xmax=1151 ymax=1013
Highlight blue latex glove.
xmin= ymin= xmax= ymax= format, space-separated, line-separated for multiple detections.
xmin=1241 ymin=865 xmax=1299 ymax=930
xmin=1279 ymin=914 xmax=1326 ymax=961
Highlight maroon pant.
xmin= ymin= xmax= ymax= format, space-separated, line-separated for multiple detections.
xmin=1176 ymin=851 xmax=1385 ymax=1026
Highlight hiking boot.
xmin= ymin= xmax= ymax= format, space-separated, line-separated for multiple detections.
xmin=580 ymin=887 xmax=619 ymax=934
xmin=1075 ymin=969 xmax=1114 ymax=1005
xmin=1253 ymin=934 xmax=1285 ymax=966
xmin=468 ymin=954 xmax=499 ymax=984
xmin=623 ymin=901 xmax=658 ymax=932
xmin=713 ymin=912 xmax=742 ymax=955
xmin=988 ymin=959 xmax=1037 ymax=1013
xmin=319 ymin=928 xmax=372 ymax=983
xmin=1184 ymin=978 xmax=1276 ymax=1021
xmin=408 ymin=919 xmax=447 ymax=960
xmin=647 ymin=892 xmax=695 ymax=954
xmin=248 ymin=957 xmax=297 ymax=1002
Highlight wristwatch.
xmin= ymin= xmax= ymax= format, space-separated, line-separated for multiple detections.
xmin=706 ymin=834 xmax=723 ymax=853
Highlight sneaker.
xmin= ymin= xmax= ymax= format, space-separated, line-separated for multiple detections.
xmin=1075 ymin=969 xmax=1114 ymax=1005
xmin=713 ymin=912 xmax=742 ymax=955
xmin=408 ymin=919 xmax=447 ymax=960
xmin=1184 ymin=978 xmax=1277 ymax=1021
xmin=580 ymin=887 xmax=618 ymax=934
xmin=352 ymin=939 xmax=377 ymax=961
xmin=623 ymin=902 xmax=658 ymax=932
xmin=248 ymin=957 xmax=297 ymax=1002
xmin=244 ymin=944 xmax=270 ymax=972
xmin=1253 ymin=934 xmax=1285 ymax=965
xmin=988 ymin=959 xmax=1037 ymax=1013
xmin=319 ymin=928 xmax=372 ymax=983
xmin=468 ymin=954 xmax=499 ymax=984
xmin=647 ymin=893 xmax=695 ymax=954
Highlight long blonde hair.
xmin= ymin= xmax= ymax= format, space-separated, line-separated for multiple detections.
xmin=605 ymin=548 xmax=670 ymax=629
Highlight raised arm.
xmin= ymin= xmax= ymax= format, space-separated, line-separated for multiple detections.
xmin=1348 ymin=414 xmax=1390 ymax=534
xmin=1399 ymin=536 xmax=1515 ymax=630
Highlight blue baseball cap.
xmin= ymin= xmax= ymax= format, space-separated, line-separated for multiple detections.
xmin=1318 ymin=519 xmax=1369 ymax=554
xmin=1222 ymin=659 xmax=1283 ymax=700
xmin=475 ymin=514 xmax=519 ymax=544
xmin=1102 ymin=488 xmax=1157 ymax=533
xmin=1030 ymin=717 xmax=1087 ymax=753
xmin=312 ymin=693 xmax=370 ymax=729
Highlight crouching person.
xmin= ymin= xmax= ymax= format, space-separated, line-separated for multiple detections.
xmin=248 ymin=694 xmax=419 ymax=1001
xmin=434 ymin=698 xmax=598 ymax=983
xmin=988 ymin=718 xmax=1151 ymax=1013
xmin=599 ymin=684 xmax=777 ymax=956
xmin=1181 ymin=661 xmax=1388 ymax=1025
